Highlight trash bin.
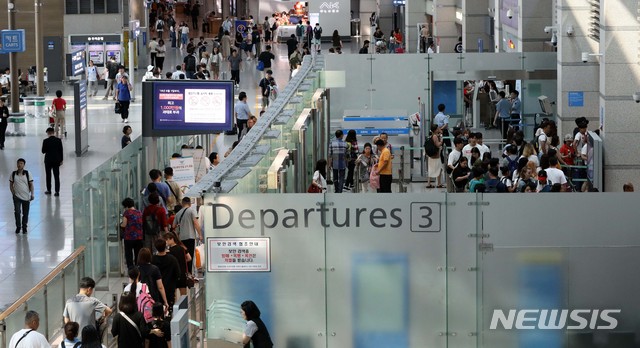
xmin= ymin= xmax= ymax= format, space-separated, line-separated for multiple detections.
xmin=34 ymin=97 xmax=46 ymax=118
xmin=23 ymin=97 xmax=36 ymax=118
xmin=7 ymin=112 xmax=26 ymax=136
xmin=23 ymin=96 xmax=46 ymax=118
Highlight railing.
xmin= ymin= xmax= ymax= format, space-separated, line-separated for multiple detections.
xmin=0 ymin=246 xmax=86 ymax=348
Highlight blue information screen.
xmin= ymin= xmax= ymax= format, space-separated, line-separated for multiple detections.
xmin=152 ymin=81 xmax=234 ymax=133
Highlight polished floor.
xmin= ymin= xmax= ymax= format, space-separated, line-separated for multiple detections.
xmin=0 ymin=37 xmax=308 ymax=310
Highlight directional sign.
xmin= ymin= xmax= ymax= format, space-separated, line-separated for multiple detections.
xmin=1 ymin=30 xmax=26 ymax=53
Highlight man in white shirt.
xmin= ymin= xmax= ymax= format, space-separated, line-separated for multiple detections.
xmin=9 ymin=158 xmax=34 ymax=234
xmin=8 ymin=311 xmax=50 ymax=348
xmin=148 ymin=37 xmax=159 ymax=67
xmin=475 ymin=132 xmax=491 ymax=158
xmin=462 ymin=132 xmax=478 ymax=163
xmin=447 ymin=137 xmax=464 ymax=173
xmin=171 ymin=65 xmax=186 ymax=79
xmin=545 ymin=157 xmax=568 ymax=190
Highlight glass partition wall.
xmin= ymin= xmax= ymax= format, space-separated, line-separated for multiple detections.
xmin=203 ymin=192 xmax=640 ymax=348
xmin=72 ymin=135 xmax=192 ymax=283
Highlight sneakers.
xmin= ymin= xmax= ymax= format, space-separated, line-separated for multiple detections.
xmin=54 ymin=192 xmax=59 ymax=196
xmin=15 ymin=227 xmax=20 ymax=234
xmin=124 ymin=119 xmax=128 ymax=123
xmin=22 ymin=228 xmax=27 ymax=234
xmin=44 ymin=191 xmax=51 ymax=195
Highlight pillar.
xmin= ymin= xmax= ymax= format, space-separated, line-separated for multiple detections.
xmin=519 ymin=0 xmax=553 ymax=52
xmin=462 ymin=0 xmax=490 ymax=52
xmin=433 ymin=0 xmax=458 ymax=53
xmin=404 ymin=0 xmax=426 ymax=53
xmin=555 ymin=0 xmax=598 ymax=140
xmin=599 ymin=0 xmax=640 ymax=190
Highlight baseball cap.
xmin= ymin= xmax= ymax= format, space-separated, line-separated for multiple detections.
xmin=564 ymin=134 xmax=573 ymax=142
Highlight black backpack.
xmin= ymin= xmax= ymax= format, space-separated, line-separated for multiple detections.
xmin=11 ymin=170 xmax=31 ymax=183
xmin=425 ymin=136 xmax=438 ymax=158
xmin=156 ymin=20 xmax=164 ymax=30
xmin=143 ymin=212 xmax=161 ymax=236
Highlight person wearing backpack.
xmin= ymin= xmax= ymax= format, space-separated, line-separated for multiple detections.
xmin=258 ymin=70 xmax=275 ymax=111
xmin=155 ymin=18 xmax=165 ymax=40
xmin=111 ymin=293 xmax=149 ymax=348
xmin=142 ymin=193 xmax=169 ymax=252
xmin=59 ymin=322 xmax=81 ymax=348
xmin=182 ymin=47 xmax=197 ymax=79
xmin=147 ymin=303 xmax=171 ymax=348
xmin=484 ymin=167 xmax=507 ymax=193
xmin=296 ymin=22 xmax=305 ymax=45
xmin=10 ymin=158 xmax=34 ymax=235
xmin=172 ymin=197 xmax=202 ymax=274
xmin=313 ymin=23 xmax=323 ymax=53
xmin=137 ymin=248 xmax=169 ymax=312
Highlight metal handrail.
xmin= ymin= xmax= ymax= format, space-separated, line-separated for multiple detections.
xmin=0 ymin=246 xmax=85 ymax=322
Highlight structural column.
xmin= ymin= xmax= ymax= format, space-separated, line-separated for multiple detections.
xmin=598 ymin=0 xmax=640 ymax=190
xmin=404 ymin=0 xmax=426 ymax=53
xmin=433 ymin=0 xmax=458 ymax=53
xmin=462 ymin=0 xmax=490 ymax=52
xmin=519 ymin=0 xmax=552 ymax=52
xmin=555 ymin=0 xmax=598 ymax=138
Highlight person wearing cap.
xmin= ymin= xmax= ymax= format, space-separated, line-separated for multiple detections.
xmin=142 ymin=65 xmax=155 ymax=82
xmin=41 ymin=127 xmax=63 ymax=196
xmin=172 ymin=197 xmax=202 ymax=274
xmin=559 ymin=134 xmax=575 ymax=167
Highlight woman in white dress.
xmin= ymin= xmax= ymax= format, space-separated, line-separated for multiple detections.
xmin=427 ymin=124 xmax=445 ymax=188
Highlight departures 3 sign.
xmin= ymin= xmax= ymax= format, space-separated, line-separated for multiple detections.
xmin=211 ymin=202 xmax=441 ymax=233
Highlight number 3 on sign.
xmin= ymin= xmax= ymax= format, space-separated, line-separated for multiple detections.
xmin=410 ymin=203 xmax=441 ymax=232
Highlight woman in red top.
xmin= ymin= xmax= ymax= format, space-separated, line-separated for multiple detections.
xmin=52 ymin=90 xmax=67 ymax=138
xmin=142 ymin=193 xmax=169 ymax=253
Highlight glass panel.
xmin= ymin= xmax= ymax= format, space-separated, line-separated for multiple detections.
xmin=106 ymin=0 xmax=118 ymax=14
xmin=325 ymin=193 xmax=447 ymax=348
xmin=370 ymin=55 xmax=428 ymax=111
xmin=79 ymin=0 xmax=91 ymax=13
xmin=93 ymin=0 xmax=104 ymax=13
xmin=323 ymin=54 xmax=373 ymax=120
xmin=64 ymin=260 xmax=79 ymax=300
xmin=203 ymin=194 xmax=326 ymax=348
xmin=46 ymin=275 xmax=65 ymax=338
xmin=26 ymin=291 xmax=46 ymax=334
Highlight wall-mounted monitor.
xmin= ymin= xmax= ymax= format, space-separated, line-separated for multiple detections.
xmin=142 ymin=80 xmax=235 ymax=137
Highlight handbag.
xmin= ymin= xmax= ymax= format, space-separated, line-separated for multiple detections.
xmin=307 ymin=183 xmax=321 ymax=193
xmin=369 ymin=166 xmax=380 ymax=190
xmin=115 ymin=102 xmax=122 ymax=114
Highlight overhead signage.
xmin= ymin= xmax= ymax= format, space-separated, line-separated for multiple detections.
xmin=150 ymin=80 xmax=234 ymax=135
xmin=69 ymin=34 xmax=122 ymax=44
xmin=1 ymin=29 xmax=26 ymax=53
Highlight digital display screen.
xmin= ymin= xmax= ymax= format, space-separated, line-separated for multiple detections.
xmin=151 ymin=80 xmax=234 ymax=134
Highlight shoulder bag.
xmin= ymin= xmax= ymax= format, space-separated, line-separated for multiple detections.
xmin=120 ymin=312 xmax=142 ymax=338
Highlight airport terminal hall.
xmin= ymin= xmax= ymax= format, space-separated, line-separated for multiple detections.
xmin=1 ymin=0 xmax=640 ymax=347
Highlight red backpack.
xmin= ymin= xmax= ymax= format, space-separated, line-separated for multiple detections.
xmin=136 ymin=283 xmax=155 ymax=322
